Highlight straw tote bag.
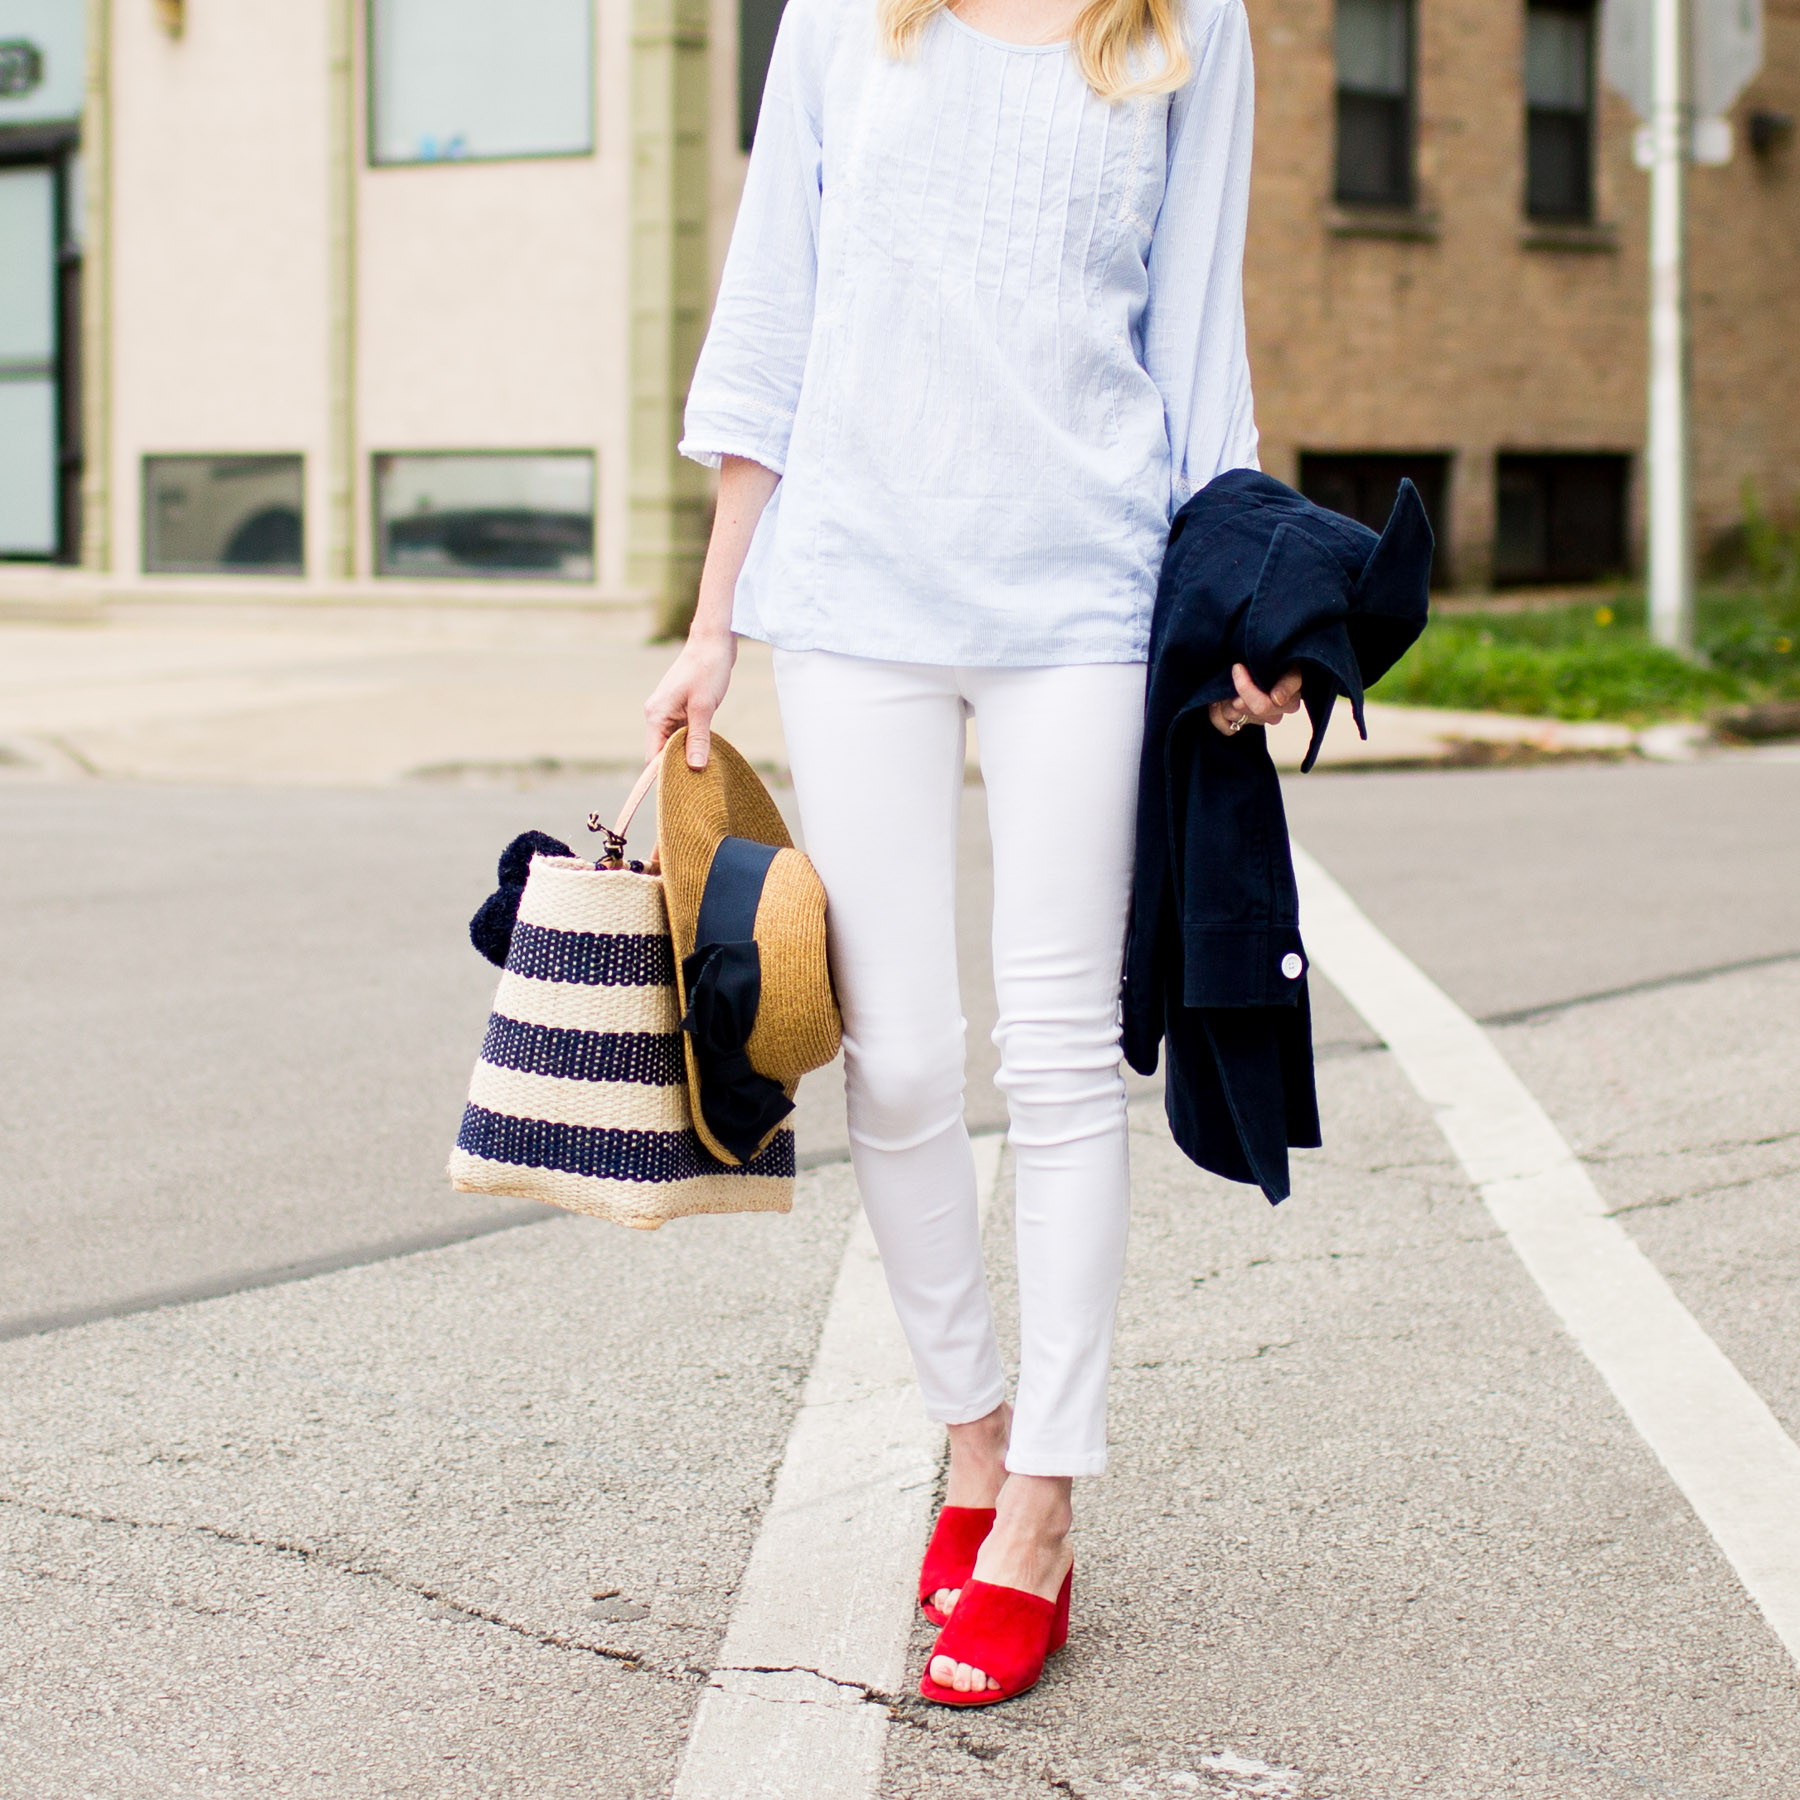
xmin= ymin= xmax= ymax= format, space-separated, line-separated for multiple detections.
xmin=447 ymin=762 xmax=796 ymax=1229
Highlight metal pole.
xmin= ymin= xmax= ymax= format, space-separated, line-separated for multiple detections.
xmin=326 ymin=0 xmax=358 ymax=582
xmin=1647 ymin=0 xmax=1692 ymax=652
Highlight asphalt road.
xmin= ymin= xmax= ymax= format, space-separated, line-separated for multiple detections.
xmin=2 ymin=753 xmax=1797 ymax=1798
xmin=0 ymin=772 xmax=1005 ymax=1332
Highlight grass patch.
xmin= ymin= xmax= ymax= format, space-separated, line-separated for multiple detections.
xmin=1370 ymin=588 xmax=1800 ymax=723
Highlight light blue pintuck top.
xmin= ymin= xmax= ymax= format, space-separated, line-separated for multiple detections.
xmin=679 ymin=0 xmax=1259 ymax=667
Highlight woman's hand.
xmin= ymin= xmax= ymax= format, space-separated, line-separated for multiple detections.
xmin=642 ymin=456 xmax=780 ymax=769
xmin=645 ymin=630 xmax=737 ymax=769
xmin=1208 ymin=663 xmax=1303 ymax=738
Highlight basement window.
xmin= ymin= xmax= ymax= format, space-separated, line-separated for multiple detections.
xmin=142 ymin=455 xmax=304 ymax=575
xmin=1334 ymin=0 xmax=1414 ymax=208
xmin=1494 ymin=453 xmax=1629 ymax=584
xmin=1298 ymin=451 xmax=1451 ymax=583
xmin=369 ymin=0 xmax=593 ymax=165
xmin=1525 ymin=0 xmax=1596 ymax=221
xmin=375 ymin=451 xmax=595 ymax=581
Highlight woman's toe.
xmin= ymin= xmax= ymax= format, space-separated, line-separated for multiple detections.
xmin=926 ymin=1654 xmax=1002 ymax=1695
xmin=933 ymin=1586 xmax=960 ymax=1615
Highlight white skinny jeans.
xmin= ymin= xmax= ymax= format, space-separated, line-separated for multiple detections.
xmin=773 ymin=650 xmax=1145 ymax=1477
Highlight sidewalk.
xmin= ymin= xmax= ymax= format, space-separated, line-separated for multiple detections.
xmin=0 ymin=600 xmax=1643 ymax=788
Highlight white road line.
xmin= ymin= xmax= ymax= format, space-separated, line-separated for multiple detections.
xmin=1294 ymin=843 xmax=1800 ymax=1669
xmin=672 ymin=1133 xmax=1007 ymax=1800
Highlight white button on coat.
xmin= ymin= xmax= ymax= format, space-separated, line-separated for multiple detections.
xmin=1281 ymin=952 xmax=1304 ymax=980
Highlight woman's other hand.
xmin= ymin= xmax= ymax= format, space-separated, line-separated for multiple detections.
xmin=642 ymin=455 xmax=780 ymax=769
xmin=1208 ymin=663 xmax=1303 ymax=738
xmin=645 ymin=631 xmax=737 ymax=770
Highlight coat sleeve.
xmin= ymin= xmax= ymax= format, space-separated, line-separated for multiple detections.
xmin=1141 ymin=0 xmax=1259 ymax=513
xmin=678 ymin=0 xmax=831 ymax=476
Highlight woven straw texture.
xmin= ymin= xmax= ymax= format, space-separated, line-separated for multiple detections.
xmin=659 ymin=731 xmax=842 ymax=1167
xmin=449 ymin=854 xmax=794 ymax=1230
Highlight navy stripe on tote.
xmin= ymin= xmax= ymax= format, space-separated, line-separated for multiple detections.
xmin=457 ymin=1104 xmax=796 ymax=1183
xmin=481 ymin=1016 xmax=686 ymax=1087
xmin=505 ymin=922 xmax=677 ymax=988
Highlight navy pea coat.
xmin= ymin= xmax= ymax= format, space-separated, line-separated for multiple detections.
xmin=1121 ymin=469 xmax=1433 ymax=1202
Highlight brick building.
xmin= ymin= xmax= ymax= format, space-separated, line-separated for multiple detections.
xmin=0 ymin=0 xmax=1794 ymax=608
xmin=1236 ymin=0 xmax=1800 ymax=587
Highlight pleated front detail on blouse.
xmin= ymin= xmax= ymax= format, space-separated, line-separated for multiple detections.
xmin=682 ymin=0 xmax=1260 ymax=668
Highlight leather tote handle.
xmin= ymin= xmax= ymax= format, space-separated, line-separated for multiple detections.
xmin=588 ymin=757 xmax=661 ymax=869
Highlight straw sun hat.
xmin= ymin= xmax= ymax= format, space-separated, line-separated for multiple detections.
xmin=658 ymin=728 xmax=841 ymax=1168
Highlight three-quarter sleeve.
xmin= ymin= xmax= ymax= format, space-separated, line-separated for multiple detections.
xmin=678 ymin=0 xmax=830 ymax=475
xmin=1142 ymin=0 xmax=1259 ymax=512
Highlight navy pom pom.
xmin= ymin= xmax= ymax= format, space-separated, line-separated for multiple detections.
xmin=470 ymin=830 xmax=573 ymax=967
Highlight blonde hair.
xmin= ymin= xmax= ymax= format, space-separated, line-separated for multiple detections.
xmin=878 ymin=0 xmax=1192 ymax=102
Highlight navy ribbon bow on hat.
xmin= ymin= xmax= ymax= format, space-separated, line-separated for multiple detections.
xmin=681 ymin=939 xmax=793 ymax=1161
xmin=682 ymin=836 xmax=794 ymax=1163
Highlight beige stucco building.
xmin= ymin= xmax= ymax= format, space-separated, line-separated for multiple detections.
xmin=1 ymin=0 xmax=717 ymax=621
xmin=0 ymin=0 xmax=1794 ymax=610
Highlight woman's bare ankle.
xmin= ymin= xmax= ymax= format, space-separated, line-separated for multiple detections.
xmin=942 ymin=1403 xmax=1011 ymax=1509
xmin=997 ymin=1472 xmax=1073 ymax=1535
xmin=972 ymin=1473 xmax=1074 ymax=1599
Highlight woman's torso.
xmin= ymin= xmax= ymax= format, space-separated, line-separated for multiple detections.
xmin=741 ymin=1 xmax=1185 ymax=665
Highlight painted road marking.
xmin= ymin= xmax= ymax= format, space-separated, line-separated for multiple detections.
xmin=672 ymin=1133 xmax=1007 ymax=1800
xmin=1294 ymin=843 xmax=1800 ymax=1669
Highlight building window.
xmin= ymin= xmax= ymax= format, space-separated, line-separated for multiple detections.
xmin=739 ymin=0 xmax=787 ymax=152
xmin=143 ymin=456 xmax=305 ymax=575
xmin=375 ymin=452 xmax=595 ymax=581
xmin=0 ymin=8 xmax=84 ymax=562
xmin=1525 ymin=1 xmax=1595 ymax=220
xmin=1299 ymin=451 xmax=1451 ymax=581
xmin=1335 ymin=0 xmax=1414 ymax=208
xmin=369 ymin=0 xmax=593 ymax=166
xmin=1494 ymin=454 xmax=1629 ymax=584
xmin=0 ymin=162 xmax=59 ymax=558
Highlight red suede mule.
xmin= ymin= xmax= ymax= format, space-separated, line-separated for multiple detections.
xmin=917 ymin=1565 xmax=1072 ymax=1707
xmin=918 ymin=1506 xmax=996 ymax=1627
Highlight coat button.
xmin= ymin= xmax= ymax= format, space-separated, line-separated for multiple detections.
xmin=1280 ymin=952 xmax=1304 ymax=979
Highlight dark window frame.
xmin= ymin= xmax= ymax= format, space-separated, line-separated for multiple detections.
xmin=1298 ymin=451 xmax=1453 ymax=587
xmin=739 ymin=0 xmax=787 ymax=153
xmin=1333 ymin=0 xmax=1417 ymax=210
xmin=1524 ymin=0 xmax=1597 ymax=223
xmin=1493 ymin=452 xmax=1631 ymax=586
xmin=365 ymin=0 xmax=597 ymax=170
xmin=0 ymin=123 xmax=81 ymax=564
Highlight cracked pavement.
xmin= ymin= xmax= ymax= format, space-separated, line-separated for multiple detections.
xmin=2 ymin=714 xmax=1798 ymax=1794
xmin=0 ymin=1164 xmax=864 ymax=1796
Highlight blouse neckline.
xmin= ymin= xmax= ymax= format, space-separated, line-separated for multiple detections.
xmin=940 ymin=8 xmax=1073 ymax=54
